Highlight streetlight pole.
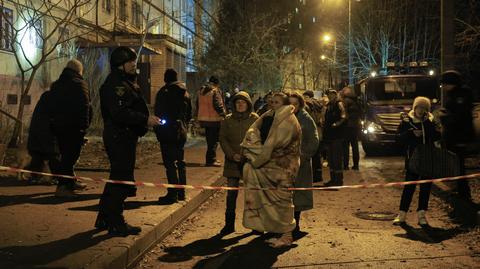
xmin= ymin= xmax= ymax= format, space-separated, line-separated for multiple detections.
xmin=348 ymin=0 xmax=353 ymax=86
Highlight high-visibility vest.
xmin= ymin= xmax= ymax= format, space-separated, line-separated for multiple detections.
xmin=198 ymin=90 xmax=222 ymax=122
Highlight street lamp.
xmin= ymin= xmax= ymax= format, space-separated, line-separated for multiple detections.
xmin=323 ymin=34 xmax=332 ymax=43
xmin=321 ymin=33 xmax=336 ymax=63
xmin=322 ymin=33 xmax=337 ymax=88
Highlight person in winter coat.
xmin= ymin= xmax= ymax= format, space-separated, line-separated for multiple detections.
xmin=303 ymin=90 xmax=324 ymax=182
xmin=154 ymin=69 xmax=192 ymax=204
xmin=26 ymin=91 xmax=60 ymax=184
xmin=341 ymin=87 xmax=362 ymax=170
xmin=323 ymin=89 xmax=347 ymax=187
xmin=241 ymin=92 xmax=301 ymax=248
xmin=48 ymin=59 xmax=92 ymax=197
xmin=393 ymin=96 xmax=441 ymax=226
xmin=439 ymin=70 xmax=475 ymax=200
xmin=218 ymin=91 xmax=259 ymax=236
xmin=288 ymin=92 xmax=319 ymax=235
xmin=195 ymin=76 xmax=226 ymax=166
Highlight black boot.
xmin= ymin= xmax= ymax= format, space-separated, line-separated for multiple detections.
xmin=219 ymin=212 xmax=235 ymax=236
xmin=108 ymin=222 xmax=142 ymax=237
xmin=177 ymin=189 xmax=186 ymax=201
xmin=158 ymin=189 xmax=178 ymax=205
xmin=94 ymin=213 xmax=108 ymax=230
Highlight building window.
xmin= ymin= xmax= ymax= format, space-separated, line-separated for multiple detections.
xmin=7 ymin=94 xmax=17 ymax=105
xmin=119 ymin=0 xmax=127 ymax=22
xmin=56 ymin=27 xmax=72 ymax=57
xmin=131 ymin=1 xmax=142 ymax=28
xmin=0 ymin=6 xmax=14 ymax=51
xmin=102 ymin=0 xmax=112 ymax=14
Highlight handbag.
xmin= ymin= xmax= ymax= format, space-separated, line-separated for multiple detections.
xmin=408 ymin=144 xmax=461 ymax=178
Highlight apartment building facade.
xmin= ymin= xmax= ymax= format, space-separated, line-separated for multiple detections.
xmin=0 ymin=0 xmax=213 ymax=133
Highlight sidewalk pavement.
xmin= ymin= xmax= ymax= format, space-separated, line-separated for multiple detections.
xmin=0 ymin=138 xmax=225 ymax=269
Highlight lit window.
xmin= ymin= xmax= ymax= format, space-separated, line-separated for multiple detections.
xmin=102 ymin=0 xmax=112 ymax=14
xmin=312 ymin=17 xmax=316 ymax=23
xmin=299 ymin=23 xmax=302 ymax=29
xmin=0 ymin=6 xmax=14 ymax=51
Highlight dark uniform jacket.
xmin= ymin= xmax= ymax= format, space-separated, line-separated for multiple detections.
xmin=343 ymin=95 xmax=362 ymax=128
xmin=154 ymin=81 xmax=192 ymax=143
xmin=49 ymin=68 xmax=92 ymax=133
xmin=100 ymin=69 xmax=149 ymax=137
xmin=323 ymin=100 xmax=346 ymax=141
xmin=27 ymin=91 xmax=57 ymax=155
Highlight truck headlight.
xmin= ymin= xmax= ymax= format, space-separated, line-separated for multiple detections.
xmin=365 ymin=122 xmax=383 ymax=134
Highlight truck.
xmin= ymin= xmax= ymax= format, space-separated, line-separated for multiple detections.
xmin=355 ymin=74 xmax=440 ymax=156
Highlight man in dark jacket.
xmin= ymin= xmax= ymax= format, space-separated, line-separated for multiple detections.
xmin=95 ymin=46 xmax=160 ymax=236
xmin=49 ymin=59 xmax=92 ymax=197
xmin=195 ymin=76 xmax=226 ymax=166
xmin=341 ymin=87 xmax=362 ymax=170
xmin=323 ymin=89 xmax=347 ymax=187
xmin=439 ymin=70 xmax=475 ymax=199
xmin=26 ymin=91 xmax=60 ymax=184
xmin=155 ymin=69 xmax=192 ymax=204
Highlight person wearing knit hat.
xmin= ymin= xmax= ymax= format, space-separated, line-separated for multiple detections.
xmin=393 ymin=96 xmax=441 ymax=226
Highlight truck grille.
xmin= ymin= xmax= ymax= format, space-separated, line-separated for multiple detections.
xmin=376 ymin=113 xmax=402 ymax=132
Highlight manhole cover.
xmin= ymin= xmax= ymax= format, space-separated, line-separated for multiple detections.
xmin=354 ymin=211 xmax=396 ymax=221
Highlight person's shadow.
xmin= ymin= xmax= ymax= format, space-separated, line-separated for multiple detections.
xmin=0 ymin=192 xmax=101 ymax=208
xmin=394 ymin=223 xmax=466 ymax=244
xmin=158 ymin=233 xmax=252 ymax=263
xmin=0 ymin=229 xmax=111 ymax=268
xmin=191 ymin=233 xmax=304 ymax=269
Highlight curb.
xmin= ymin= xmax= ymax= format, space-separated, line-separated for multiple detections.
xmin=432 ymin=181 xmax=479 ymax=225
xmin=88 ymin=174 xmax=225 ymax=269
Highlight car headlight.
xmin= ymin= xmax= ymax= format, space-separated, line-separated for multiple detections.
xmin=365 ymin=122 xmax=383 ymax=134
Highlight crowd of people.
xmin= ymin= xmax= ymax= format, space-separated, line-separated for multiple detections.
xmin=24 ymin=46 xmax=476 ymax=242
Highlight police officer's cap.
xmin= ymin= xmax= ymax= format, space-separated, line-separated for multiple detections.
xmin=440 ymin=70 xmax=463 ymax=86
xmin=110 ymin=46 xmax=137 ymax=68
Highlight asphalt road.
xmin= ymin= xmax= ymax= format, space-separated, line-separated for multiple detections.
xmin=136 ymin=155 xmax=480 ymax=269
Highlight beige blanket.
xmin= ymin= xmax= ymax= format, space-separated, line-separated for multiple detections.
xmin=241 ymin=105 xmax=301 ymax=233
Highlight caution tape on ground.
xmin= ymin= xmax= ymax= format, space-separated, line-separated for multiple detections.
xmin=0 ymin=165 xmax=479 ymax=191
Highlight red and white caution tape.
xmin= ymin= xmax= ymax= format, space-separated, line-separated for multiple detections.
xmin=0 ymin=165 xmax=479 ymax=191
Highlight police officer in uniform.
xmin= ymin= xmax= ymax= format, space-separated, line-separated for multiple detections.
xmin=95 ymin=46 xmax=160 ymax=236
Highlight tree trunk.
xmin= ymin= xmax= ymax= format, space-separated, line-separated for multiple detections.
xmin=8 ymin=68 xmax=38 ymax=147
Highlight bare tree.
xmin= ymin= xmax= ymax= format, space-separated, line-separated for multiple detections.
xmin=331 ymin=0 xmax=440 ymax=80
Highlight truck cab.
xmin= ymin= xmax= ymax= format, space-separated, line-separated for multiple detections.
xmin=355 ymin=74 xmax=440 ymax=155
